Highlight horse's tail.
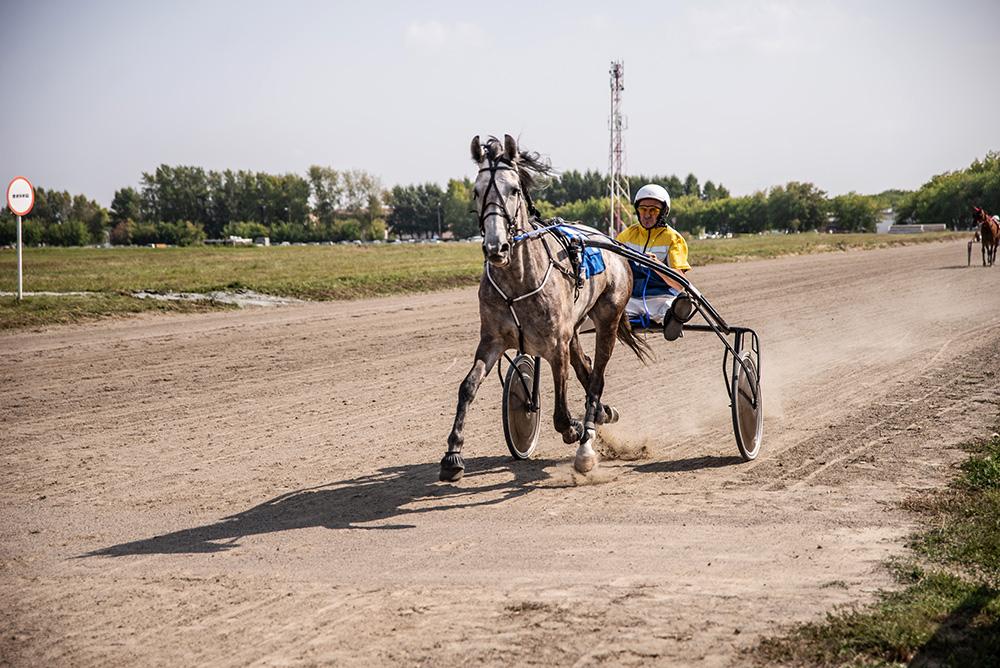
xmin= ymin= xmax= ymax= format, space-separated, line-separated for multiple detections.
xmin=616 ymin=315 xmax=653 ymax=364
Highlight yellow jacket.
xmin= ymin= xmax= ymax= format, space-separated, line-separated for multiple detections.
xmin=616 ymin=224 xmax=691 ymax=271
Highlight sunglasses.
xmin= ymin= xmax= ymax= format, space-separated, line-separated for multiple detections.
xmin=637 ymin=205 xmax=662 ymax=216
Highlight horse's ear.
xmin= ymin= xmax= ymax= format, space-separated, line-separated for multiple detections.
xmin=471 ymin=136 xmax=483 ymax=162
xmin=504 ymin=134 xmax=518 ymax=161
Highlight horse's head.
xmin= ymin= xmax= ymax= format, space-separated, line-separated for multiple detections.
xmin=973 ymin=206 xmax=989 ymax=225
xmin=471 ymin=134 xmax=528 ymax=267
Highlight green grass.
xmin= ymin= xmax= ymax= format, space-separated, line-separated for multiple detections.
xmin=751 ymin=435 xmax=1000 ymax=667
xmin=0 ymin=232 xmax=966 ymax=330
xmin=690 ymin=231 xmax=963 ymax=264
xmin=0 ymin=244 xmax=486 ymax=299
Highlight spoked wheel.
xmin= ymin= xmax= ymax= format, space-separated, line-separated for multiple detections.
xmin=502 ymin=354 xmax=541 ymax=460
xmin=731 ymin=351 xmax=763 ymax=461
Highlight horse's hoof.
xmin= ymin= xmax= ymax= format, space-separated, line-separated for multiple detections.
xmin=574 ymin=429 xmax=598 ymax=473
xmin=439 ymin=452 xmax=465 ymax=482
xmin=603 ymin=405 xmax=620 ymax=424
xmin=574 ymin=452 xmax=598 ymax=474
xmin=562 ymin=419 xmax=583 ymax=444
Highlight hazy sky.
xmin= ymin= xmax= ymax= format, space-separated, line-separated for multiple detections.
xmin=2 ymin=1 xmax=998 ymax=206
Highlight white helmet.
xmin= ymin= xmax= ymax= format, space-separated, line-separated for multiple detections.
xmin=633 ymin=184 xmax=671 ymax=208
xmin=633 ymin=183 xmax=671 ymax=226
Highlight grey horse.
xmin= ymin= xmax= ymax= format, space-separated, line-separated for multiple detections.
xmin=440 ymin=134 xmax=651 ymax=482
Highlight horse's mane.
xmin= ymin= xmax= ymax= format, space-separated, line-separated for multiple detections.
xmin=482 ymin=136 xmax=556 ymax=195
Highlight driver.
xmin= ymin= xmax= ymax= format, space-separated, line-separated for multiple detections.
xmin=616 ymin=184 xmax=694 ymax=340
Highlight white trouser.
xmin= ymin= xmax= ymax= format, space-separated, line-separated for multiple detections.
xmin=625 ymin=293 xmax=677 ymax=325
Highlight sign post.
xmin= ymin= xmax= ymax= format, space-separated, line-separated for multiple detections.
xmin=6 ymin=176 xmax=35 ymax=300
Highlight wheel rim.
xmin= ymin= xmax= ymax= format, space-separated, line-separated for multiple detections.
xmin=503 ymin=355 xmax=540 ymax=459
xmin=733 ymin=354 xmax=762 ymax=460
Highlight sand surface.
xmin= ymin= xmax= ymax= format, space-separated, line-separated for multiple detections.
xmin=3 ymin=239 xmax=999 ymax=666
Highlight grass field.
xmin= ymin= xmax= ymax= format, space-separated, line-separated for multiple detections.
xmin=0 ymin=232 xmax=964 ymax=330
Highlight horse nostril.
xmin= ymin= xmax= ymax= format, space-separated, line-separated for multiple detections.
xmin=499 ymin=242 xmax=510 ymax=255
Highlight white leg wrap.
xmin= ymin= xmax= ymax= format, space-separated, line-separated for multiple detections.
xmin=574 ymin=426 xmax=598 ymax=473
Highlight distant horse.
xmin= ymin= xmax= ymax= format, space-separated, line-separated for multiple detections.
xmin=973 ymin=206 xmax=999 ymax=267
xmin=440 ymin=135 xmax=651 ymax=481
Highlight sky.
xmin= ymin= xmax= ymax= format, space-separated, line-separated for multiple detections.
xmin=2 ymin=0 xmax=999 ymax=206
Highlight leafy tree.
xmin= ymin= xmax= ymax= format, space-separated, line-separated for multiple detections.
xmin=674 ymin=192 xmax=768 ymax=235
xmin=110 ymin=219 xmax=135 ymax=245
xmin=222 ymin=221 xmax=269 ymax=239
xmin=684 ymin=173 xmax=701 ymax=199
xmin=663 ymin=175 xmax=685 ymax=199
xmin=140 ymin=165 xmax=210 ymax=226
xmin=333 ymin=219 xmax=362 ymax=241
xmin=829 ymin=193 xmax=879 ymax=232
xmin=307 ymin=166 xmax=382 ymax=238
xmin=341 ymin=170 xmax=380 ymax=217
xmin=32 ymin=188 xmax=73 ymax=225
xmin=308 ymin=166 xmax=342 ymax=226
xmin=157 ymin=221 xmax=206 ymax=246
xmin=543 ymin=169 xmax=605 ymax=206
xmin=111 ymin=187 xmax=142 ymax=224
xmin=131 ymin=222 xmax=159 ymax=245
xmin=369 ymin=217 xmax=387 ymax=241
xmin=897 ymin=152 xmax=1000 ymax=229
xmin=443 ymin=178 xmax=478 ymax=238
xmin=387 ymin=183 xmax=444 ymax=238
xmin=670 ymin=194 xmax=707 ymax=233
xmin=43 ymin=220 xmax=90 ymax=246
xmin=553 ymin=197 xmax=609 ymax=229
xmin=703 ymin=180 xmax=730 ymax=201
xmin=768 ymin=182 xmax=827 ymax=232
xmin=86 ymin=208 xmax=111 ymax=244
xmin=871 ymin=189 xmax=911 ymax=211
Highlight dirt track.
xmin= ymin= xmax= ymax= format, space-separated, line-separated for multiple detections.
xmin=3 ymin=239 xmax=1000 ymax=666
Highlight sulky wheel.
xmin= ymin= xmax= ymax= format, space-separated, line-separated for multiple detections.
xmin=731 ymin=351 xmax=763 ymax=461
xmin=502 ymin=354 xmax=541 ymax=460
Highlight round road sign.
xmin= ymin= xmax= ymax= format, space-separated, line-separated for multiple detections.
xmin=7 ymin=176 xmax=35 ymax=216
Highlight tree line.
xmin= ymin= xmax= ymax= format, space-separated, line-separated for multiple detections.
xmin=894 ymin=151 xmax=1000 ymax=228
xmin=2 ymin=152 xmax=997 ymax=246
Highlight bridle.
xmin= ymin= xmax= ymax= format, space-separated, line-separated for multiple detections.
xmin=476 ymin=156 xmax=528 ymax=240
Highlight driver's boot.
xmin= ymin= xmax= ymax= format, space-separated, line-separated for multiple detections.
xmin=663 ymin=292 xmax=694 ymax=341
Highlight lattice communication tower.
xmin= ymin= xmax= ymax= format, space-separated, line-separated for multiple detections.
xmin=608 ymin=60 xmax=631 ymax=235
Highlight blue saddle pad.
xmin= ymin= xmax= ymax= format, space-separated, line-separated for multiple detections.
xmin=555 ymin=226 xmax=606 ymax=278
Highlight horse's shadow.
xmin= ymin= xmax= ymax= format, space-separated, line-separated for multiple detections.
xmin=84 ymin=451 xmax=747 ymax=558
xmin=83 ymin=455 xmax=556 ymax=558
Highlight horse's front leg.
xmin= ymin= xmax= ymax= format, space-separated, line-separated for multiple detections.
xmin=441 ymin=337 xmax=503 ymax=482
xmin=549 ymin=347 xmax=583 ymax=446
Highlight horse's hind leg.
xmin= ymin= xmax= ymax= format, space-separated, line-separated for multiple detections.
xmin=569 ymin=334 xmax=618 ymax=425
xmin=441 ymin=337 xmax=502 ymax=482
xmin=574 ymin=316 xmax=620 ymax=474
